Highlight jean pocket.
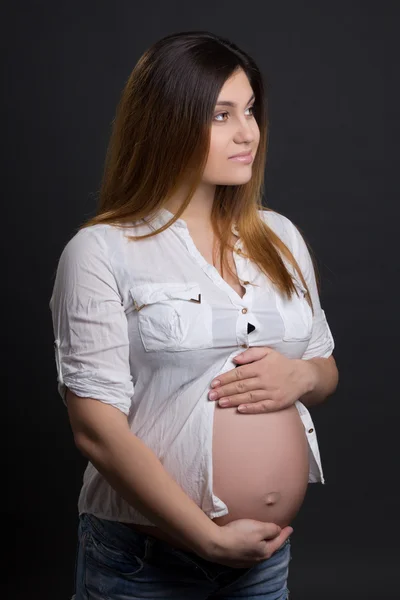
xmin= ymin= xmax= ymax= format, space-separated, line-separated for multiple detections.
xmin=130 ymin=281 xmax=213 ymax=351
xmin=84 ymin=515 xmax=146 ymax=579
xmin=85 ymin=531 xmax=145 ymax=578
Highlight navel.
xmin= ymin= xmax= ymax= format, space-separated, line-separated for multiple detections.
xmin=265 ymin=491 xmax=281 ymax=506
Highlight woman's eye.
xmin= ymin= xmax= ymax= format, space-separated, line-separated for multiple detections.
xmin=214 ymin=105 xmax=255 ymax=122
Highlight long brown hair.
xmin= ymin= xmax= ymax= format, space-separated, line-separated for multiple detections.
xmin=79 ymin=31 xmax=318 ymax=312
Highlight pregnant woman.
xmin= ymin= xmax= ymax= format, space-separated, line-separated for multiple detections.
xmin=50 ymin=31 xmax=338 ymax=600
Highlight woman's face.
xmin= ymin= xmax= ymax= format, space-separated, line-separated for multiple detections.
xmin=203 ymin=68 xmax=260 ymax=186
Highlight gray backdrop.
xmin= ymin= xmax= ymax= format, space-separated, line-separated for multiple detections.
xmin=5 ymin=1 xmax=397 ymax=599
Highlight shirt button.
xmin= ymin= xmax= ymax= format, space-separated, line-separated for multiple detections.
xmin=241 ymin=343 xmax=249 ymax=348
xmin=243 ymin=281 xmax=249 ymax=285
xmin=242 ymin=308 xmax=248 ymax=314
xmin=308 ymin=428 xmax=314 ymax=434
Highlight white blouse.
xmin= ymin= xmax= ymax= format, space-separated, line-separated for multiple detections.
xmin=49 ymin=207 xmax=335 ymax=525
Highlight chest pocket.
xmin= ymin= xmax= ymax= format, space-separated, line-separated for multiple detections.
xmin=130 ymin=281 xmax=213 ymax=352
xmin=274 ymin=277 xmax=313 ymax=342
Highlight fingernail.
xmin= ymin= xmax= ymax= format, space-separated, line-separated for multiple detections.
xmin=211 ymin=380 xmax=220 ymax=388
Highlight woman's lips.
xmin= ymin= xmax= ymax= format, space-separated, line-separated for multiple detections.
xmin=229 ymin=153 xmax=254 ymax=164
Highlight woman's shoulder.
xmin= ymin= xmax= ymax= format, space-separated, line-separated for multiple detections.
xmin=60 ymin=222 xmax=127 ymax=260
xmin=51 ymin=223 xmax=129 ymax=296
xmin=257 ymin=208 xmax=297 ymax=245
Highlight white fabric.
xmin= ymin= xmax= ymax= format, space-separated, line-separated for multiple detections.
xmin=49 ymin=208 xmax=335 ymax=525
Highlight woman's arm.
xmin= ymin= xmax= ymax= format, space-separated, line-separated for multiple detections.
xmin=295 ymin=354 xmax=339 ymax=408
xmin=67 ymin=389 xmax=220 ymax=557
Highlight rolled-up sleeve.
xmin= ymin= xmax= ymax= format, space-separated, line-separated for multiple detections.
xmin=286 ymin=218 xmax=335 ymax=360
xmin=49 ymin=227 xmax=134 ymax=415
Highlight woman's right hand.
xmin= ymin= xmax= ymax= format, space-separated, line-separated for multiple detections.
xmin=204 ymin=519 xmax=293 ymax=569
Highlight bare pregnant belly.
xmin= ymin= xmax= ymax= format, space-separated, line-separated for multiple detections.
xmin=126 ymin=404 xmax=309 ymax=551
xmin=211 ymin=403 xmax=310 ymax=528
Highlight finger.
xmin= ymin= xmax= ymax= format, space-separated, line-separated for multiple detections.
xmin=208 ymin=379 xmax=262 ymax=402
xmin=214 ymin=389 xmax=266 ymax=407
xmin=210 ymin=363 xmax=260 ymax=389
xmin=261 ymin=522 xmax=281 ymax=539
xmin=237 ymin=399 xmax=280 ymax=413
xmin=265 ymin=526 xmax=293 ymax=556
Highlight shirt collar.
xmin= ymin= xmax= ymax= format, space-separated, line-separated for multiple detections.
xmin=143 ymin=207 xmax=239 ymax=237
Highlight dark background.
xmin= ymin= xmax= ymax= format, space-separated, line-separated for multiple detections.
xmin=6 ymin=1 xmax=397 ymax=599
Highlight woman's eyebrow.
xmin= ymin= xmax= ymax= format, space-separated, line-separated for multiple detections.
xmin=215 ymin=92 xmax=255 ymax=108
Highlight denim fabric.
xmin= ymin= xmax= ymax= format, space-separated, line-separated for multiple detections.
xmin=72 ymin=513 xmax=291 ymax=599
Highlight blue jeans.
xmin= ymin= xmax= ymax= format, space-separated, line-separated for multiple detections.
xmin=72 ymin=513 xmax=291 ymax=599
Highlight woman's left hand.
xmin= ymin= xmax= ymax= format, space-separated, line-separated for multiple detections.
xmin=208 ymin=347 xmax=315 ymax=413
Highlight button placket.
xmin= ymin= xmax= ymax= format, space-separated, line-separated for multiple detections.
xmin=154 ymin=212 xmax=254 ymax=311
xmin=177 ymin=229 xmax=248 ymax=306
xmin=233 ymin=246 xmax=257 ymax=348
xmin=236 ymin=302 xmax=253 ymax=348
